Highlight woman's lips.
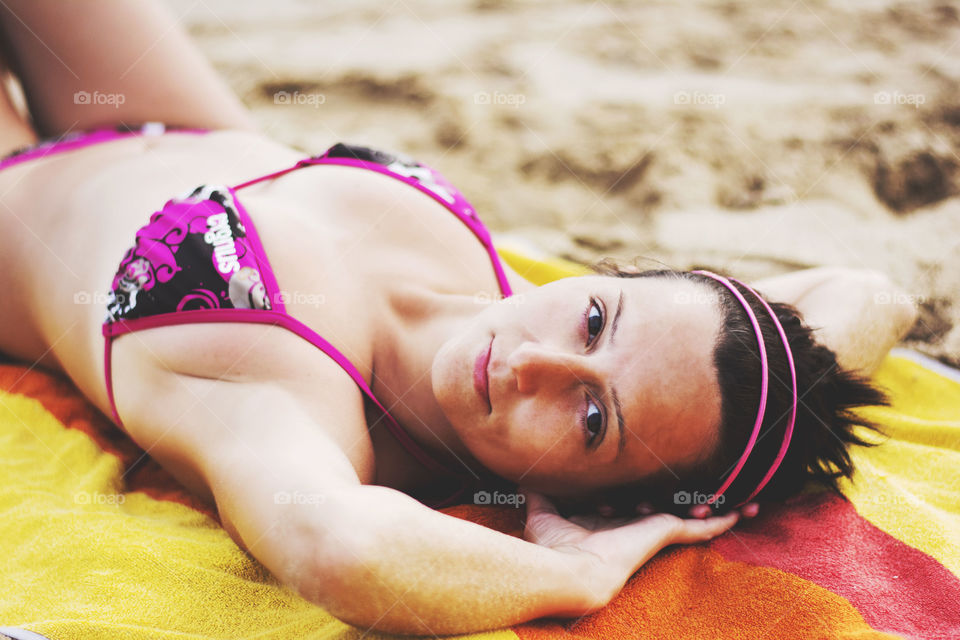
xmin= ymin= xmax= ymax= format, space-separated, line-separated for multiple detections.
xmin=474 ymin=336 xmax=493 ymax=413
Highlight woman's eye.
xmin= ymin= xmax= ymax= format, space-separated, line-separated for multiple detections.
xmin=584 ymin=396 xmax=605 ymax=447
xmin=586 ymin=298 xmax=604 ymax=345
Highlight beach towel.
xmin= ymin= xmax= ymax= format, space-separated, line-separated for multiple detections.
xmin=1 ymin=246 xmax=958 ymax=640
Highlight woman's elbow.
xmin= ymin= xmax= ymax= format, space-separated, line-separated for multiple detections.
xmin=293 ymin=523 xmax=377 ymax=614
xmin=295 ymin=523 xmax=419 ymax=633
xmin=858 ymin=268 xmax=920 ymax=340
xmin=303 ymin=554 xmax=427 ymax=635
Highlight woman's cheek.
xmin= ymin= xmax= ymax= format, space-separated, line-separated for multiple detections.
xmin=510 ymin=402 xmax=569 ymax=458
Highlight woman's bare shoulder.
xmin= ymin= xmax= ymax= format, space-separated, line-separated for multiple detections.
xmin=110 ymin=324 xmax=379 ymax=503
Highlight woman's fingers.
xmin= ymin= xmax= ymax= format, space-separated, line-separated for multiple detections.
xmin=635 ymin=502 xmax=655 ymax=516
xmin=522 ymin=491 xmax=751 ymax=548
xmin=688 ymin=504 xmax=712 ymax=519
xmin=670 ymin=511 xmax=740 ymax=545
xmin=688 ymin=502 xmax=760 ymax=519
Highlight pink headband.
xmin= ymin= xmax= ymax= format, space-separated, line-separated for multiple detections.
xmin=691 ymin=270 xmax=798 ymax=508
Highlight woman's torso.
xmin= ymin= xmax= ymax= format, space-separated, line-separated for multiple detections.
xmin=0 ymin=128 xmax=526 ymax=498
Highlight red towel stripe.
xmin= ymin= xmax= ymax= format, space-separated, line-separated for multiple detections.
xmin=711 ymin=489 xmax=960 ymax=639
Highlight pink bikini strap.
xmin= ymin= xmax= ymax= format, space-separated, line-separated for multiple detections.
xmin=231 ymin=152 xmax=514 ymax=299
xmin=104 ymin=309 xmax=462 ymax=478
xmin=230 ymin=163 xmax=308 ymax=190
xmin=228 ymin=150 xmax=511 ymax=484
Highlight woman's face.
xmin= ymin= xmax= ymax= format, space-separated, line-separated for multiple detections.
xmin=431 ymin=274 xmax=725 ymax=497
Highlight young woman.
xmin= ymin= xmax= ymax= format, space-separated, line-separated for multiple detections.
xmin=0 ymin=1 xmax=918 ymax=635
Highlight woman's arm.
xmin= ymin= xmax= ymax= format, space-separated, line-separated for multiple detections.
xmin=291 ymin=483 xmax=739 ymax=635
xmin=751 ymin=267 xmax=919 ymax=375
xmin=290 ymin=485 xmax=603 ymax=633
xmin=188 ymin=386 xmax=595 ymax=635
xmin=209 ymin=444 xmax=739 ymax=636
xmin=143 ymin=373 xmax=737 ymax=636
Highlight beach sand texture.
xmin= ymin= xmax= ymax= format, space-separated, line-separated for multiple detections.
xmin=170 ymin=0 xmax=960 ymax=365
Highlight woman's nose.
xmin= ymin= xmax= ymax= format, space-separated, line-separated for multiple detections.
xmin=507 ymin=342 xmax=593 ymax=394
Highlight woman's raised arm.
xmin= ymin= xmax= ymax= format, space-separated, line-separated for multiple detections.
xmin=136 ymin=370 xmax=738 ymax=636
xmin=173 ymin=377 xmax=603 ymax=635
xmin=750 ymin=266 xmax=919 ymax=375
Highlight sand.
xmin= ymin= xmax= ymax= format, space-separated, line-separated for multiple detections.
xmin=170 ymin=0 xmax=960 ymax=365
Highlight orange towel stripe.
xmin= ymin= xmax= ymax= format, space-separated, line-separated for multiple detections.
xmin=514 ymin=547 xmax=899 ymax=640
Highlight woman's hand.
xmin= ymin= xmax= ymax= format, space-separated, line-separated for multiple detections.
xmin=520 ymin=489 xmax=750 ymax=605
xmin=596 ymin=500 xmax=760 ymax=520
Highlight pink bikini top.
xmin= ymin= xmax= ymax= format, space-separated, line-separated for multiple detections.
xmin=102 ymin=142 xmax=514 ymax=508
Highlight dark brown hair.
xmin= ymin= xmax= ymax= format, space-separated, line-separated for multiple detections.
xmin=562 ymin=260 xmax=889 ymax=517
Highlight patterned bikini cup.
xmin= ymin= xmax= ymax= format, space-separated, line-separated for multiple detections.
xmin=105 ymin=185 xmax=270 ymax=324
